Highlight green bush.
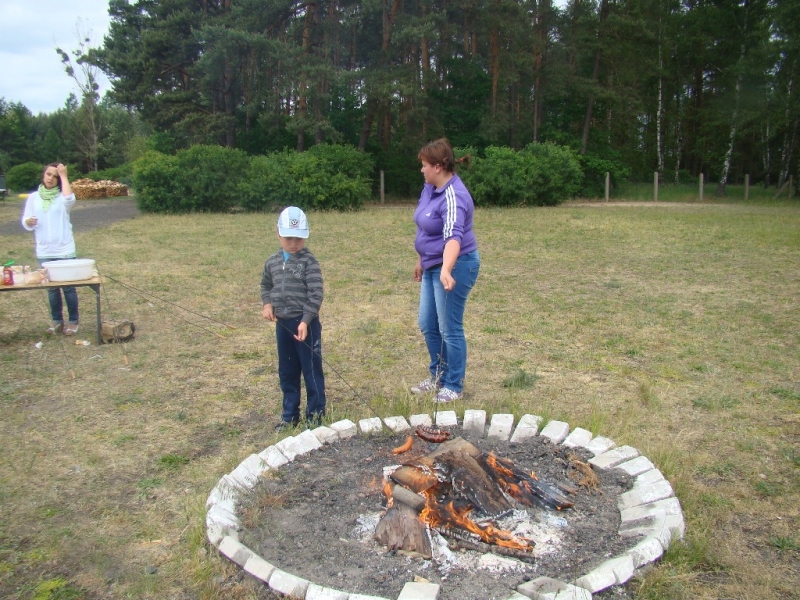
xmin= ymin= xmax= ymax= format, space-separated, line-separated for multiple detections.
xmin=133 ymin=146 xmax=249 ymax=213
xmin=87 ymin=163 xmax=135 ymax=186
xmin=239 ymin=144 xmax=373 ymax=211
xmin=6 ymin=162 xmax=44 ymax=192
xmin=460 ymin=143 xmax=582 ymax=206
xmin=577 ymin=153 xmax=631 ymax=198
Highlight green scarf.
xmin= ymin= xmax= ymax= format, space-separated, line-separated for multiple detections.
xmin=38 ymin=184 xmax=60 ymax=212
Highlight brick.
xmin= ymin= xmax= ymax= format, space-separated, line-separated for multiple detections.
xmin=517 ymin=577 xmax=592 ymax=600
xmin=626 ymin=535 xmax=664 ymax=567
xmin=615 ymin=455 xmax=655 ymax=476
xmin=510 ymin=414 xmax=543 ymax=443
xmin=349 ymin=594 xmax=392 ymax=600
xmin=488 ymin=413 xmax=515 ymax=439
xmin=462 ymin=409 xmax=487 ymax=435
xmin=633 ymin=468 xmax=666 ymax=487
xmin=435 ymin=410 xmax=458 ymax=428
xmin=243 ymin=554 xmax=276 ymax=583
xmin=359 ymin=416 xmax=384 ymax=435
xmin=218 ymin=536 xmax=253 ymax=567
xmin=589 ymin=445 xmax=639 ymax=470
xmin=539 ymin=420 xmax=570 ymax=444
xmin=618 ymin=479 xmax=674 ymax=510
xmin=329 ymin=419 xmax=357 ymax=439
xmin=384 ymin=415 xmax=411 ymax=432
xmin=312 ymin=425 xmax=340 ymax=445
xmin=228 ymin=454 xmax=267 ymax=489
xmin=305 ymin=583 xmax=349 ymax=600
xmin=409 ymin=414 xmax=432 ymax=427
xmin=258 ymin=445 xmax=289 ymax=469
xmin=397 ymin=581 xmax=441 ymax=599
xmin=562 ymin=427 xmax=593 ymax=448
xmin=584 ymin=435 xmax=616 ymax=456
xmin=268 ymin=568 xmax=310 ymax=598
xmin=206 ymin=504 xmax=240 ymax=531
xmin=574 ymin=555 xmax=634 ymax=592
xmin=620 ymin=497 xmax=682 ymax=524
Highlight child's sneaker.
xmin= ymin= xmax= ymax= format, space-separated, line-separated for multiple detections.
xmin=435 ymin=387 xmax=463 ymax=403
xmin=64 ymin=322 xmax=79 ymax=336
xmin=410 ymin=378 xmax=441 ymax=394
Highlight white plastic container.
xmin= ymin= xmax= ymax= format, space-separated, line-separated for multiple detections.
xmin=42 ymin=259 xmax=96 ymax=282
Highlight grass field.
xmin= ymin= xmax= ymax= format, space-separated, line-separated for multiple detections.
xmin=0 ymin=198 xmax=798 ymax=599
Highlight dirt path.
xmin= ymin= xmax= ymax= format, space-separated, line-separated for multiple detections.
xmin=0 ymin=198 xmax=140 ymax=236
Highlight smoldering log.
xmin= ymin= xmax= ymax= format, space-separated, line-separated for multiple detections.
xmin=477 ymin=453 xmax=574 ymax=510
xmin=374 ymin=502 xmax=432 ymax=559
xmin=390 ymin=483 xmax=426 ymax=512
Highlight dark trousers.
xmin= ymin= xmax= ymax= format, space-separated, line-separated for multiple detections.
xmin=275 ymin=316 xmax=326 ymax=423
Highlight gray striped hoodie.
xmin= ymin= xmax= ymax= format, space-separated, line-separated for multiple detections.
xmin=260 ymin=248 xmax=323 ymax=324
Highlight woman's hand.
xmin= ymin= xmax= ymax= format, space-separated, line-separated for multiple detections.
xmin=413 ymin=259 xmax=423 ymax=282
xmin=440 ymin=271 xmax=455 ymax=291
xmin=25 ymin=216 xmax=38 ymax=227
xmin=56 ymin=163 xmax=68 ymax=179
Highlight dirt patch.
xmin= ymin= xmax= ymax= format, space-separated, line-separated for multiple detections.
xmin=237 ymin=429 xmax=634 ymax=600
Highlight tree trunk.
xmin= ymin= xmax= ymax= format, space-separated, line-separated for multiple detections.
xmin=580 ymin=0 xmax=608 ymax=155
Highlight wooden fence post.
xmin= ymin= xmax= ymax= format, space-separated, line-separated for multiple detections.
xmin=654 ymin=172 xmax=659 ymax=202
xmin=605 ymin=172 xmax=610 ymax=202
xmin=700 ymin=173 xmax=704 ymax=202
xmin=745 ymin=174 xmax=749 ymax=200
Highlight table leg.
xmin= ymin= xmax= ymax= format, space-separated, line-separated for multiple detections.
xmin=91 ymin=284 xmax=102 ymax=345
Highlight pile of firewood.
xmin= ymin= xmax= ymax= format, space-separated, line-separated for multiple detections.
xmin=71 ymin=178 xmax=129 ymax=200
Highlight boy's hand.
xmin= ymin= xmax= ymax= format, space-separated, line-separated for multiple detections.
xmin=294 ymin=321 xmax=308 ymax=342
xmin=262 ymin=303 xmax=275 ymax=321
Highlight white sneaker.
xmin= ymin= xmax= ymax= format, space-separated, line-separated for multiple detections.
xmin=435 ymin=388 xmax=463 ymax=403
xmin=410 ymin=378 xmax=441 ymax=394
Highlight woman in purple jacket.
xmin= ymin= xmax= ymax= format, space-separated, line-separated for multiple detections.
xmin=410 ymin=138 xmax=480 ymax=403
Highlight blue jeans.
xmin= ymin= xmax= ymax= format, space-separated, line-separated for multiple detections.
xmin=275 ymin=316 xmax=326 ymax=423
xmin=39 ymin=257 xmax=79 ymax=324
xmin=418 ymin=250 xmax=480 ymax=393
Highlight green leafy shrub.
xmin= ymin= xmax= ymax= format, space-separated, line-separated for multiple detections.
xmin=239 ymin=144 xmax=373 ymax=211
xmin=133 ymin=146 xmax=249 ymax=213
xmin=6 ymin=162 xmax=44 ymax=192
xmin=86 ymin=163 xmax=134 ymax=185
xmin=460 ymin=143 xmax=582 ymax=206
xmin=577 ymin=153 xmax=631 ymax=198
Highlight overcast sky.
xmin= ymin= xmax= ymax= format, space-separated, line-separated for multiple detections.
xmin=0 ymin=0 xmax=111 ymax=115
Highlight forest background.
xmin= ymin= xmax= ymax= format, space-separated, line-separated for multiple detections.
xmin=1 ymin=0 xmax=800 ymax=200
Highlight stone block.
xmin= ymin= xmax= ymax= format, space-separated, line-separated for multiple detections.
xmin=539 ymin=420 xmax=570 ymax=444
xmin=462 ymin=409 xmax=487 ymax=435
xmin=218 ymin=536 xmax=254 ymax=567
xmin=359 ymin=416 xmax=384 ymax=435
xmin=517 ymin=576 xmax=592 ymax=600
xmin=615 ymin=455 xmax=655 ymax=477
xmin=330 ymin=419 xmax=357 ymax=439
xmin=259 ymin=445 xmax=289 ymax=469
xmin=633 ymin=468 xmax=666 ymax=487
xmin=574 ymin=554 xmax=634 ymax=592
xmin=349 ymin=595 xmax=391 ymax=600
xmin=397 ymin=581 xmax=441 ymax=599
xmin=228 ymin=454 xmax=267 ymax=489
xmin=268 ymin=568 xmax=310 ymax=598
xmin=312 ymin=425 xmax=339 ymax=445
xmin=243 ymin=554 xmax=276 ymax=583
xmin=626 ymin=535 xmax=664 ymax=567
xmin=589 ymin=445 xmax=639 ymax=470
xmin=510 ymin=414 xmax=544 ymax=443
xmin=562 ymin=427 xmax=593 ymax=448
xmin=206 ymin=504 xmax=240 ymax=530
xmin=618 ymin=479 xmax=674 ymax=510
xmin=584 ymin=435 xmax=616 ymax=456
xmin=435 ymin=410 xmax=458 ymax=428
xmin=620 ymin=496 xmax=682 ymax=524
xmin=409 ymin=413 xmax=432 ymax=427
xmin=306 ymin=583 xmax=349 ymax=600
xmin=488 ymin=413 xmax=515 ymax=440
xmin=384 ymin=415 xmax=411 ymax=432
xmin=294 ymin=428 xmax=324 ymax=454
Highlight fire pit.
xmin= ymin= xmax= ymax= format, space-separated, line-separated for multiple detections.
xmin=207 ymin=410 xmax=685 ymax=599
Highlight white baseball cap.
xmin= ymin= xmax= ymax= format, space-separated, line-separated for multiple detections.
xmin=277 ymin=206 xmax=309 ymax=238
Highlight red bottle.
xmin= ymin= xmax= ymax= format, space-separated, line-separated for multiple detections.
xmin=2 ymin=266 xmax=13 ymax=286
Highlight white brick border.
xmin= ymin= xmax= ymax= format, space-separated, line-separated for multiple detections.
xmin=207 ymin=412 xmax=684 ymax=600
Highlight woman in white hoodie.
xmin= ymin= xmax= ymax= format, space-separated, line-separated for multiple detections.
xmin=21 ymin=163 xmax=80 ymax=335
